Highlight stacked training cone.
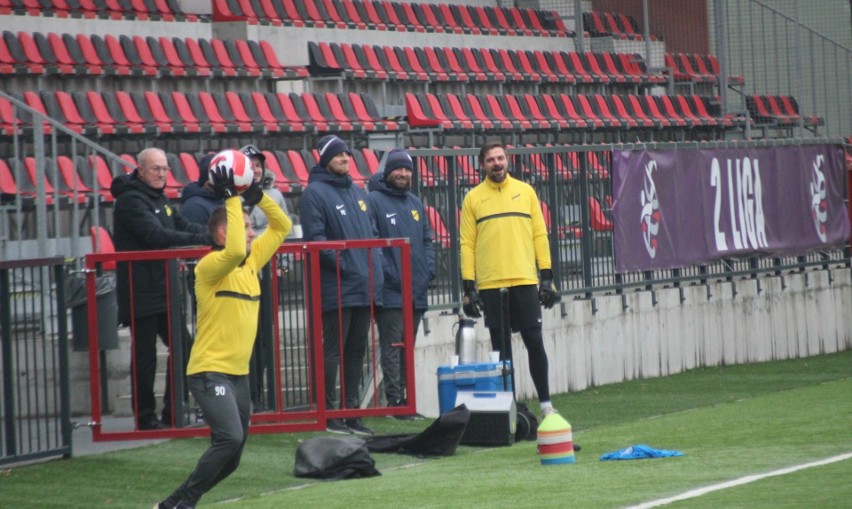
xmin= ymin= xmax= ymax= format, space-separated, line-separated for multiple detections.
xmin=536 ymin=413 xmax=575 ymax=464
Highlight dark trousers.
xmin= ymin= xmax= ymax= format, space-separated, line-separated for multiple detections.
xmin=481 ymin=285 xmax=551 ymax=402
xmin=322 ymin=306 xmax=372 ymax=410
xmin=376 ymin=307 xmax=423 ymax=404
xmin=166 ymin=372 xmax=250 ymax=507
xmin=249 ymin=269 xmax=274 ymax=411
xmin=132 ymin=312 xmax=191 ymax=425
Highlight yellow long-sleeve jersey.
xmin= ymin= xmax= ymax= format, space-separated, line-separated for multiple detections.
xmin=460 ymin=175 xmax=551 ymax=290
xmin=187 ymin=195 xmax=291 ymax=376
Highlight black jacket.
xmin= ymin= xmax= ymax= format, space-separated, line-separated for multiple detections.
xmin=110 ymin=171 xmax=211 ymax=322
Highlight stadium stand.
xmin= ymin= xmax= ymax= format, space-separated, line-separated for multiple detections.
xmin=1 ymin=90 xmax=403 ymax=139
xmin=745 ymin=94 xmax=824 ymax=136
xmin=211 ymin=0 xmax=568 ymax=37
xmin=405 ymin=92 xmax=739 ymax=141
xmin=0 ymin=1 xmax=834 ymax=209
xmin=3 ymin=0 xmax=200 ymax=21
xmin=309 ymin=41 xmax=664 ymax=91
xmin=664 ymin=52 xmax=745 ymax=91
xmin=583 ymin=10 xmax=656 ymax=41
xmin=0 ymin=31 xmax=306 ymax=79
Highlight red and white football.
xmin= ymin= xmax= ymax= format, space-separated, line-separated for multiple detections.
xmin=208 ymin=149 xmax=254 ymax=194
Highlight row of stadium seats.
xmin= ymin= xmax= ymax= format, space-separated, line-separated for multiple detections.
xmin=414 ymin=145 xmax=610 ymax=187
xmin=744 ymin=95 xmax=824 ymax=129
xmin=582 ymin=10 xmax=656 ymax=41
xmin=0 ymin=31 xmax=306 ymax=79
xmin=664 ymin=52 xmax=745 ymax=87
xmin=1 ymin=90 xmax=403 ymax=137
xmin=308 ymin=41 xmax=665 ymax=87
xmin=405 ymin=92 xmax=742 ymax=134
xmin=212 ymin=0 xmax=568 ymax=37
xmin=2 ymin=89 xmax=742 ymax=140
xmin=0 ymin=0 xmax=199 ymax=21
xmin=0 ymin=147 xmax=379 ymax=204
xmin=0 ymin=145 xmax=616 ymax=206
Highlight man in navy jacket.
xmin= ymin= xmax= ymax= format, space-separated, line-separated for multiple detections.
xmin=180 ymin=153 xmax=221 ymax=226
xmin=299 ymin=136 xmax=383 ymax=436
xmin=367 ymin=148 xmax=434 ymax=419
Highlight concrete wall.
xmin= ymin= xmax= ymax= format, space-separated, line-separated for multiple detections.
xmin=410 ymin=267 xmax=852 ymax=416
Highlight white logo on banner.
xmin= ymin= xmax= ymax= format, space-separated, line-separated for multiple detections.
xmin=810 ymin=155 xmax=828 ymax=242
xmin=640 ymin=160 xmax=660 ymax=258
xmin=710 ymin=157 xmax=768 ymax=252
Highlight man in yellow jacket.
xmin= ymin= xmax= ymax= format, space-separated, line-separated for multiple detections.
xmin=459 ymin=141 xmax=560 ymax=417
xmin=155 ymin=153 xmax=291 ymax=509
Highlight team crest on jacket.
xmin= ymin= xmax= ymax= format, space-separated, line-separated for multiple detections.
xmin=164 ymin=204 xmax=173 ymax=216
xmin=411 ymin=210 xmax=419 ymax=221
xmin=358 ymin=200 xmax=367 ymax=212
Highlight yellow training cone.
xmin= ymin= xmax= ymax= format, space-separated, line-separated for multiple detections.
xmin=536 ymin=413 xmax=575 ymax=465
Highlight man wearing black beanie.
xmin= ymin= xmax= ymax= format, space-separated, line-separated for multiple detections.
xmin=299 ymin=135 xmax=383 ymax=436
xmin=367 ymin=148 xmax=435 ymax=419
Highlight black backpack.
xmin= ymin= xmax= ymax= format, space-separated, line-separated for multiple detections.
xmin=514 ymin=402 xmax=539 ymax=442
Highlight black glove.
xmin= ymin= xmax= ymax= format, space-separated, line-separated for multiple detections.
xmin=538 ymin=269 xmax=560 ymax=309
xmin=462 ymin=280 xmax=484 ymax=318
xmin=241 ymin=181 xmax=264 ymax=207
xmin=209 ymin=164 xmax=237 ymax=199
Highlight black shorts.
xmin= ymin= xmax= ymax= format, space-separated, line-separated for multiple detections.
xmin=480 ymin=285 xmax=541 ymax=332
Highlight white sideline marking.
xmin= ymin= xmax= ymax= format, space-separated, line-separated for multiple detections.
xmin=627 ymin=452 xmax=852 ymax=509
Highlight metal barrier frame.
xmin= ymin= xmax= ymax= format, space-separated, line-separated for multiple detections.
xmin=83 ymin=239 xmax=415 ymax=441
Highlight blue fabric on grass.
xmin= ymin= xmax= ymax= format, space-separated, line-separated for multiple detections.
xmin=599 ymin=444 xmax=684 ymax=461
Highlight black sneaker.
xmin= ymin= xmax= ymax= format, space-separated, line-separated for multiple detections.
xmin=138 ymin=418 xmax=168 ymax=430
xmin=387 ymin=399 xmax=424 ymax=421
xmin=345 ymin=418 xmax=375 ymax=436
xmin=325 ymin=418 xmax=352 ymax=434
xmin=393 ymin=414 xmax=418 ymax=421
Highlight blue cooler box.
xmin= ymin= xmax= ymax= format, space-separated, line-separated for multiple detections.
xmin=437 ymin=361 xmax=513 ymax=414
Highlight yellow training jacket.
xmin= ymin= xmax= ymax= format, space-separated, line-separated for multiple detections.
xmin=460 ymin=174 xmax=551 ymax=290
xmin=188 ymin=195 xmax=292 ymax=375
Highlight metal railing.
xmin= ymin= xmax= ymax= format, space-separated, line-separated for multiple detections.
xmin=0 ymin=91 xmax=134 ymax=262
xmin=410 ymin=139 xmax=850 ymax=313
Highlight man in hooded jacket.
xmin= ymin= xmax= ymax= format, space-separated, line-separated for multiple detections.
xmin=299 ymin=135 xmax=383 ymax=436
xmin=366 ymin=148 xmax=434 ymax=419
xmin=111 ymin=147 xmax=211 ymax=430
xmin=180 ymin=153 xmax=221 ymax=226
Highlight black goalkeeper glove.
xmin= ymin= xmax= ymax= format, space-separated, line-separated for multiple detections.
xmin=241 ymin=181 xmax=264 ymax=207
xmin=538 ymin=269 xmax=560 ymax=309
xmin=462 ymin=280 xmax=484 ymax=318
xmin=209 ymin=164 xmax=237 ymax=199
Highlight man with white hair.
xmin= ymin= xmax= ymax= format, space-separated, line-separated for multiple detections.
xmin=111 ymin=147 xmax=211 ymax=430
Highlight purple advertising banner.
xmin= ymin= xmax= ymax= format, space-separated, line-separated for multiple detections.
xmin=612 ymin=145 xmax=850 ymax=273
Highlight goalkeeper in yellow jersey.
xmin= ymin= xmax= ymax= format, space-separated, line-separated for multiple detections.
xmin=459 ymin=141 xmax=560 ymax=418
xmin=155 ymin=153 xmax=291 ymax=509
